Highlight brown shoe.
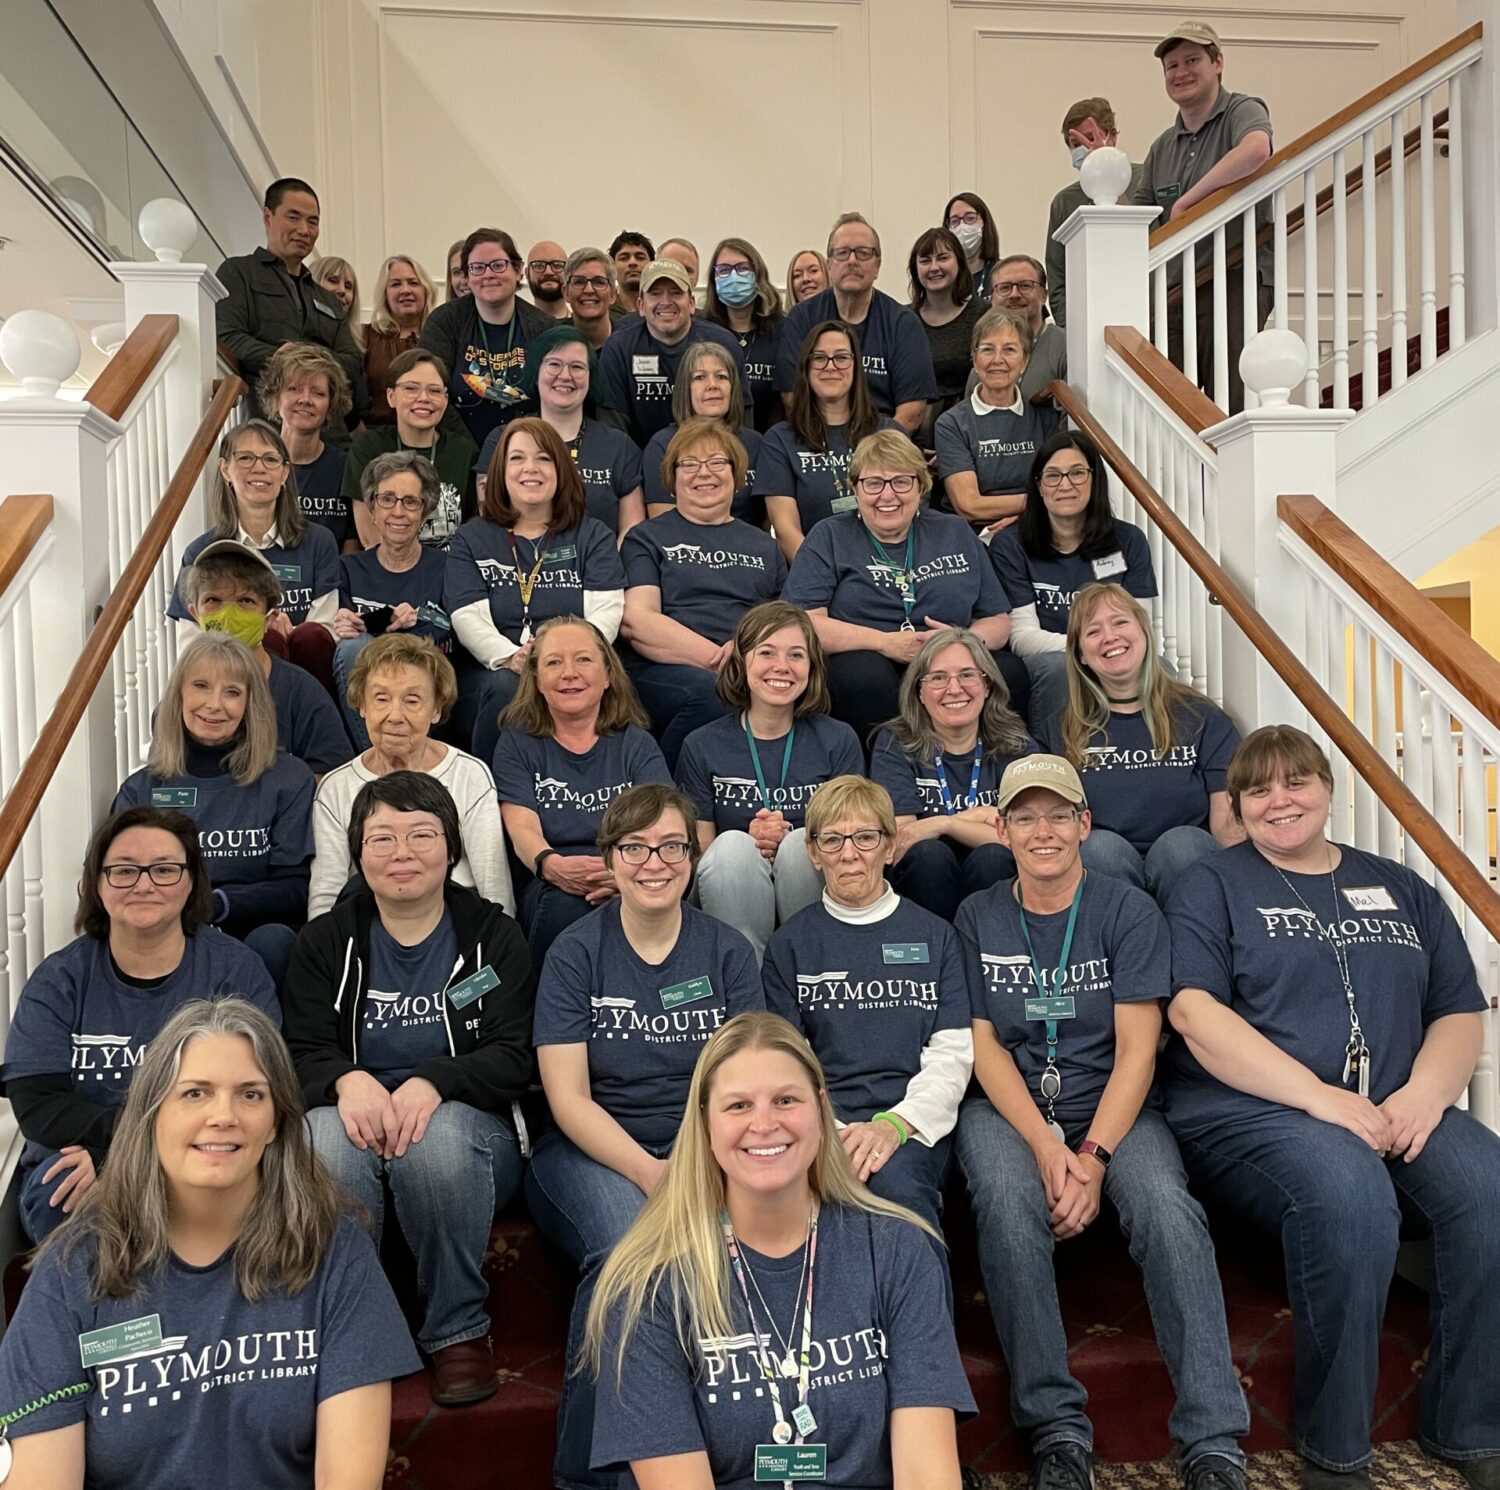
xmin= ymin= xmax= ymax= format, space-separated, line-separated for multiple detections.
xmin=428 ymin=1336 xmax=499 ymax=1407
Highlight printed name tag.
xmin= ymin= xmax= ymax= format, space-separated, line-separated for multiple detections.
xmin=314 ymin=300 xmax=339 ymax=318
xmin=151 ymin=787 xmax=198 ymax=808
xmin=660 ymin=975 xmax=715 ymax=1010
xmin=882 ymin=942 xmax=929 ymax=965
xmin=1092 ymin=551 xmax=1127 ymax=579
xmin=1025 ymin=995 xmax=1077 ymax=1021
xmin=270 ymin=564 xmax=302 ymax=582
xmin=830 ymin=495 xmax=858 ymax=513
xmin=448 ymin=964 xmax=500 ymax=1010
xmin=632 ymin=355 xmax=660 ymax=376
xmin=1342 ymin=886 xmax=1399 ymax=913
xmin=416 ymin=600 xmax=452 ymax=631
xmin=79 ymin=1314 xmax=163 ymax=1368
xmin=1156 ymin=183 xmax=1182 ymax=203
xmin=755 ymin=1444 xmax=827 ymax=1481
xmin=545 ymin=545 xmax=578 ymax=564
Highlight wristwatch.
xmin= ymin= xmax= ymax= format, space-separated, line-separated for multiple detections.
xmin=1076 ymin=1139 xmax=1113 ymax=1168
xmin=533 ymin=848 xmax=557 ymax=879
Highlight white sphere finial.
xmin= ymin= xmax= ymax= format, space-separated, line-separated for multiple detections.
xmin=1080 ymin=146 xmax=1133 ymax=206
xmin=0 ymin=310 xmax=83 ymax=397
xmin=138 ymin=198 xmax=198 ymax=264
xmin=1239 ymin=329 xmax=1309 ymax=408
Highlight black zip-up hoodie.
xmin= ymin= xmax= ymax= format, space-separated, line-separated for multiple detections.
xmin=283 ymin=884 xmax=536 ymax=1132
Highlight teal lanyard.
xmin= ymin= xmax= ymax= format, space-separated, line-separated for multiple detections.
xmin=863 ymin=524 xmax=917 ymax=629
xmin=744 ymin=717 xmax=795 ymax=809
xmin=1015 ymin=875 xmax=1085 ymax=1121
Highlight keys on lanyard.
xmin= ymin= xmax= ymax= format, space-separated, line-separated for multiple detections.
xmin=864 ymin=525 xmax=917 ymax=631
xmin=1016 ymin=876 xmax=1086 ymax=1140
xmin=932 ymin=743 xmax=983 ymax=816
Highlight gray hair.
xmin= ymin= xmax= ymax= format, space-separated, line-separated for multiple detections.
xmin=564 ymin=246 xmax=616 ymax=288
xmin=973 ymin=307 xmax=1035 ymax=360
xmin=151 ymin=633 xmax=279 ymax=784
xmin=360 ymin=449 xmax=441 ymax=519
xmin=884 ymin=627 xmax=1030 ymax=761
xmin=827 ymin=212 xmax=880 ymax=256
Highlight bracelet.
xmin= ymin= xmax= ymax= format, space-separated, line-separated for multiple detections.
xmin=1076 ymin=1138 xmax=1113 ymax=1169
xmin=533 ymin=848 xmax=557 ymax=879
xmin=871 ymin=1111 xmax=909 ymax=1146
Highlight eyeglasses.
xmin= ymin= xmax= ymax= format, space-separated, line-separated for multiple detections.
xmin=372 ymin=492 xmax=426 ymax=511
xmin=393 ymin=381 xmax=446 ymax=399
xmin=230 ymin=452 xmax=286 ymax=471
xmin=1003 ymin=808 xmax=1081 ymax=831
xmin=614 ymin=840 xmax=692 ymax=865
xmin=468 ymin=258 xmax=520 ymax=276
xmin=856 ymin=474 xmax=917 ymax=496
xmin=712 ymin=261 xmax=754 ymax=278
xmin=527 ymin=259 xmax=566 ymax=273
xmin=992 ymin=279 xmax=1043 ymax=296
xmin=920 ymin=668 xmax=985 ymax=691
xmin=1040 ymin=467 xmax=1092 ymax=490
xmin=567 ymin=275 xmax=611 ymax=291
xmin=541 ymin=358 xmax=590 ymax=377
xmin=829 ymin=246 xmax=879 ymax=262
xmin=676 ymin=456 xmax=732 ymax=476
xmin=811 ymin=828 xmax=887 ymax=854
xmin=808 ymin=351 xmax=854 ymax=370
xmin=947 ymin=211 xmax=982 ymax=228
xmin=102 ymin=862 xmax=189 ymax=888
xmin=362 ymin=828 xmax=446 ymax=856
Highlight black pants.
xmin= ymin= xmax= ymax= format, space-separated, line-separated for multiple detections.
xmin=1163 ymin=266 xmax=1274 ymax=415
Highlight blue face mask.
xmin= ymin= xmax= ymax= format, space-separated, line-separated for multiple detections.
xmin=1071 ymin=145 xmax=1090 ymax=171
xmin=715 ymin=270 xmax=758 ymax=308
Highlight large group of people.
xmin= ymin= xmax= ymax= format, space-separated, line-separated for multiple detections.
xmin=3 ymin=22 xmax=1497 ymax=1490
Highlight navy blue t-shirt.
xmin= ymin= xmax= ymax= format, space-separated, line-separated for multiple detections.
xmin=337 ymin=546 xmax=453 ymax=650
xmin=957 ymin=873 xmax=1168 ymax=1121
xmin=444 ymin=515 xmax=624 ymax=644
xmin=933 ymin=396 xmax=1059 ymax=511
xmin=728 ymin=321 xmax=782 ymax=434
xmin=782 ymin=509 xmax=1009 ymax=632
xmin=361 ymin=913 xmax=458 ymax=1088
xmin=751 ymin=418 xmax=904 ymax=536
xmin=593 ymin=1205 xmax=975 ymax=1489
xmin=775 ymin=290 xmax=938 ymax=416
xmin=597 ymin=320 xmax=748 ymax=446
xmin=266 ymin=655 xmax=353 ymax=776
xmin=492 ymin=724 xmax=671 ymax=854
xmin=0 ymin=1218 xmax=420 ymax=1489
xmin=642 ymin=424 xmax=766 ymax=527
xmin=990 ymin=521 xmax=1156 ymax=633
xmin=1043 ymin=703 xmax=1239 ymax=854
xmin=294 ymin=444 xmax=353 ymax=549
xmin=622 ymin=511 xmax=786 ymax=645
xmin=870 ymin=728 xmax=1037 ymax=819
xmin=1161 ymin=841 xmax=1486 ymax=1139
xmin=764 ymin=899 xmax=969 ymax=1120
xmin=479 ymin=419 xmax=644 ymax=534
xmin=533 ymin=900 xmax=762 ymax=1144
xmin=170 ymin=526 xmax=341 ymax=629
xmin=677 ymin=712 xmax=864 ymax=834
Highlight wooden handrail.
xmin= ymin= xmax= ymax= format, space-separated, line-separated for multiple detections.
xmin=0 ymin=495 xmax=56 ymax=601
xmin=1048 ymin=375 xmax=1500 ymax=944
xmin=83 ymin=315 xmax=179 ymax=422
xmin=0 ymin=373 xmax=247 ymax=883
xmin=1278 ymin=494 xmax=1500 ymax=734
xmin=1104 ymin=327 xmax=1221 ymax=440
xmin=1152 ymin=23 xmax=1481 ymax=251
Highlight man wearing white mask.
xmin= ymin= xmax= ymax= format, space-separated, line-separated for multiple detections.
xmin=1044 ymin=99 xmax=1145 ymax=329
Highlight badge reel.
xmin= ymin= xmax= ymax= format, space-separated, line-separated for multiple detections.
xmin=1040 ymin=1063 xmax=1066 ymax=1142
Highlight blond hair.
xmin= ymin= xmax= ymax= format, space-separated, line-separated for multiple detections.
xmin=151 ymin=634 xmax=279 ymax=784
xmin=849 ymin=428 xmax=932 ymax=496
xmin=498 ymin=616 xmax=649 ymax=738
xmin=368 ymin=254 xmax=438 ymax=337
xmin=256 ymin=343 xmax=353 ymax=427
xmin=805 ymin=774 xmax=897 ymax=840
xmin=347 ymin=633 xmax=458 ymax=720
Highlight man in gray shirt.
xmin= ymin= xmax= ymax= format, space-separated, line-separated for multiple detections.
xmin=1133 ymin=22 xmax=1274 ymax=411
xmin=966 ymin=257 xmax=1068 ymax=410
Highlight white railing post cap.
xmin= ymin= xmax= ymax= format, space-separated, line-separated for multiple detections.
xmin=1080 ymin=147 xmax=1135 ymax=205
xmin=138 ymin=198 xmax=198 ymax=264
xmin=1240 ymin=329 xmax=1310 ymax=409
xmin=0 ymin=310 xmax=82 ymax=398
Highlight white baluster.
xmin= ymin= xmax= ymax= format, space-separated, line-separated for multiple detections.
xmin=1154 ymin=267 xmax=1170 ymax=357
xmin=1400 ymin=668 xmax=1431 ymax=882
xmin=1361 ymin=130 xmax=1379 ymax=408
xmin=1242 ymin=206 xmax=1260 ymax=410
xmin=0 ymin=626 xmax=19 ymax=1019
xmin=1389 ymin=109 xmax=1409 ymax=392
xmin=1460 ymin=730 xmax=1488 ymax=902
xmin=1420 ymin=92 xmax=1438 ymax=367
xmin=1273 ymin=187 xmax=1289 ymax=330
xmin=1181 ymin=248 xmax=1198 ymax=388
xmin=1448 ymin=72 xmax=1467 ymax=350
xmin=1373 ymin=639 xmax=1399 ymax=860
xmin=15 ymin=585 xmax=43 ymax=993
xmin=1302 ymin=166 xmax=1321 ymax=406
xmin=1331 ymin=145 xmax=1350 ymax=410
xmin=1429 ymin=690 xmax=1461 ymax=918
xmin=1212 ymin=227 xmax=1228 ymax=408
xmin=1326 ymin=601 xmax=1352 ymax=843
xmin=1351 ymin=620 xmax=1377 ymax=850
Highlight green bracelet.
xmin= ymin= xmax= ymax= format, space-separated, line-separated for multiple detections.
xmin=872 ymin=1111 xmax=909 ymax=1146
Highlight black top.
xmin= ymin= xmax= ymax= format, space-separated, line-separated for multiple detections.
xmin=215 ymin=246 xmax=362 ymax=386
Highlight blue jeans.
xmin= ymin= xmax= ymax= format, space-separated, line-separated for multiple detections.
xmin=308 ymin=1100 xmax=522 ymax=1351
xmin=527 ymin=1128 xmax=669 ymax=1490
xmin=519 ymin=871 xmax=594 ymax=963
xmin=623 ymin=653 xmax=731 ymax=774
xmin=957 ymin=1098 xmax=1248 ymax=1464
xmin=331 ymin=634 xmax=375 ymax=751
xmin=696 ymin=828 xmax=824 ymax=965
xmin=451 ymin=660 xmax=520 ymax=765
xmin=864 ymin=1131 xmax=952 ymax=1236
xmin=1172 ymin=1104 xmax=1500 ymax=1470
xmin=1022 ymin=650 xmax=1069 ymax=740
xmin=19 ymin=1153 xmax=75 ymax=1244
xmin=891 ymin=837 xmax=1015 ymax=922
xmin=242 ymin=923 xmax=298 ymax=992
xmin=1081 ymin=824 xmax=1217 ymax=902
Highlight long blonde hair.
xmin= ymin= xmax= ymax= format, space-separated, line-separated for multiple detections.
xmin=1059 ymin=583 xmax=1205 ymax=768
xmin=583 ymin=1013 xmax=936 ymax=1384
xmin=368 ymin=254 xmax=438 ymax=337
xmin=151 ymin=634 xmax=280 ymax=784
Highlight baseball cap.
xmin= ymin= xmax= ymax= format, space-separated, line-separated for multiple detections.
xmin=190 ymin=538 xmax=284 ymax=607
xmin=1154 ymin=21 xmax=1221 ymax=58
xmin=996 ymin=754 xmax=1087 ymax=812
xmin=639 ymin=259 xmax=692 ymax=294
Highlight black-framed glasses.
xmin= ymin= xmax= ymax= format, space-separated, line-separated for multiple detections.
xmin=712 ymin=261 xmax=754 ymax=278
xmin=676 ymin=456 xmax=732 ymax=476
xmin=811 ymin=828 xmax=887 ymax=854
xmin=102 ymin=862 xmax=189 ymax=888
xmin=362 ymin=828 xmax=446 ymax=857
xmin=856 ymin=474 xmax=917 ymax=496
xmin=567 ymin=275 xmax=611 ymax=291
xmin=808 ymin=351 xmax=854 ymax=370
xmin=528 ymin=259 xmax=566 ymax=273
xmin=614 ymin=840 xmax=692 ymax=865
xmin=230 ymin=452 xmax=286 ymax=471
xmin=468 ymin=258 xmax=520 ymax=276
xmin=1040 ymin=467 xmax=1092 ymax=490
xmin=372 ymin=492 xmax=425 ymax=511
xmin=947 ymin=211 xmax=982 ymax=227
xmin=829 ymin=246 xmax=879 ymax=262
xmin=992 ymin=279 xmax=1043 ymax=296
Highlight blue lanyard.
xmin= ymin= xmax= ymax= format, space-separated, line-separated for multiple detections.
xmin=863 ymin=524 xmax=917 ymax=629
xmin=1015 ymin=876 xmax=1085 ymax=1120
xmin=744 ymin=717 xmax=795 ymax=810
xmin=933 ymin=743 xmax=983 ymax=815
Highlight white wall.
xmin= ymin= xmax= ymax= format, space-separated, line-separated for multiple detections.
xmin=147 ymin=0 xmax=1460 ymax=308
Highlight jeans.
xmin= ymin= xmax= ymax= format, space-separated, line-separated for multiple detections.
xmin=890 ymin=837 xmax=1015 ymax=922
xmin=1081 ymin=825 xmax=1217 ymax=903
xmin=450 ymin=659 xmax=521 ymax=764
xmin=957 ymin=1098 xmax=1248 ymax=1464
xmin=331 ymin=634 xmax=375 ymax=751
xmin=527 ymin=1128 xmax=669 ymax=1490
xmin=308 ymin=1100 xmax=522 ymax=1351
xmin=241 ymin=922 xmax=298 ymax=993
xmin=1172 ymin=1104 xmax=1500 ymax=1470
xmin=864 ymin=1131 xmax=952 ymax=1236
xmin=696 ymin=828 xmax=824 ymax=964
xmin=623 ymin=654 xmax=731 ymax=774
xmin=1022 ymin=650 xmax=1069 ymax=740
xmin=519 ymin=871 xmax=594 ymax=963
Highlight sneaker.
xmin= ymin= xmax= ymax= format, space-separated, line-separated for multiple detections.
xmin=1300 ymin=1464 xmax=1373 ymax=1490
xmin=1030 ymin=1443 xmax=1095 ymax=1490
xmin=1436 ymin=1455 xmax=1500 ymax=1490
xmin=1186 ymin=1454 xmax=1248 ymax=1490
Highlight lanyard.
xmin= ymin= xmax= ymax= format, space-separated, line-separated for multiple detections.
xmin=505 ymin=530 xmax=549 ymax=641
xmin=566 ymin=419 xmax=584 ymax=465
xmin=745 ymin=718 xmax=795 ymax=811
xmin=933 ymin=743 xmax=983 ymax=815
xmin=863 ymin=524 xmax=917 ymax=630
xmin=399 ymin=431 xmax=438 ymax=467
xmin=1016 ymin=876 xmax=1085 ymax=1130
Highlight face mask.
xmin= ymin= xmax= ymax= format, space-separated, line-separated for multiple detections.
xmin=199 ymin=604 xmax=268 ymax=650
xmin=952 ymin=221 xmax=984 ymax=258
xmin=715 ymin=270 xmax=758 ymax=308
xmin=1071 ymin=145 xmax=1091 ymax=171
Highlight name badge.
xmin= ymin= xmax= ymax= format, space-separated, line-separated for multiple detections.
xmin=882 ymin=942 xmax=929 ymax=965
xmin=1156 ymin=183 xmax=1182 ymax=203
xmin=632 ymin=355 xmax=660 ymax=376
xmin=416 ymin=600 xmax=452 ymax=631
xmin=830 ymin=495 xmax=857 ymax=513
xmin=755 ymin=1444 xmax=827 ymax=1482
xmin=448 ymin=964 xmax=500 ymax=1010
xmin=151 ymin=787 xmax=198 ymax=808
xmin=1025 ymin=995 xmax=1077 ymax=1021
xmin=1342 ymin=886 xmax=1399 ymax=913
xmin=660 ymin=975 xmax=715 ymax=1010
xmin=270 ymin=563 xmax=302 ymax=582
xmin=313 ymin=299 xmax=339 ymax=318
xmin=545 ymin=545 xmax=578 ymax=564
xmin=80 ymin=1314 xmax=163 ymax=1368
xmin=1091 ymin=551 xmax=1127 ymax=579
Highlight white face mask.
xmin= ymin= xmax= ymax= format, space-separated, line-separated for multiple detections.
xmin=1070 ymin=145 xmax=1090 ymax=171
xmin=952 ymin=221 xmax=984 ymax=257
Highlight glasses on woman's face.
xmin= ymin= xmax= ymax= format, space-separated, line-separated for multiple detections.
xmin=230 ymin=451 xmax=286 ymax=471
xmin=676 ymin=456 xmax=732 ymax=477
xmin=1040 ymin=466 xmax=1092 ymax=490
xmin=102 ymin=862 xmax=188 ymax=888
xmin=567 ymin=274 xmax=611 ymax=292
xmin=1003 ymin=808 xmax=1080 ymax=832
xmin=614 ymin=840 xmax=692 ymax=865
xmin=808 ymin=351 xmax=853 ymax=370
xmin=712 ymin=261 xmax=754 ymax=279
xmin=362 ymin=828 xmax=446 ymax=857
xmin=920 ymin=669 xmax=985 ymax=691
xmin=856 ymin=474 xmax=917 ymax=497
xmin=812 ymin=828 xmax=887 ymax=854
xmin=947 ymin=211 xmax=981 ymax=228
xmin=372 ymin=492 xmax=425 ymax=512
xmin=468 ymin=259 xmax=519 ymax=277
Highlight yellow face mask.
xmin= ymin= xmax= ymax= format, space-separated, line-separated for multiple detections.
xmin=198 ymin=603 xmax=268 ymax=649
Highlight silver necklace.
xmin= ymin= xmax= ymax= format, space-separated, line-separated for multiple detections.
xmin=737 ymin=1223 xmax=811 ymax=1380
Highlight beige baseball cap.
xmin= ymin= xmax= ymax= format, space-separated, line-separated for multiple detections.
xmin=996 ymin=754 xmax=1087 ymax=812
xmin=1155 ymin=20 xmax=1222 ymax=58
xmin=191 ymin=538 xmax=284 ymax=607
xmin=639 ymin=259 xmax=692 ymax=294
